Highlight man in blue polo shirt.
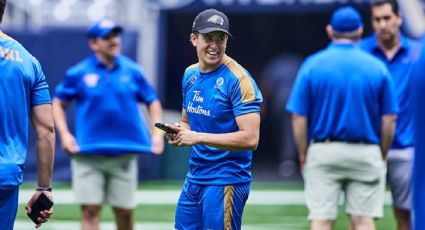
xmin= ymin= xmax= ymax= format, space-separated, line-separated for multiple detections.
xmin=360 ymin=1 xmax=418 ymax=229
xmin=164 ymin=9 xmax=263 ymax=230
xmin=0 ymin=0 xmax=55 ymax=229
xmin=287 ymin=6 xmax=398 ymax=230
xmin=53 ymin=19 xmax=164 ymax=230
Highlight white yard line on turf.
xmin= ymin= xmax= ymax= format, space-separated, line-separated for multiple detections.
xmin=14 ymin=220 xmax=308 ymax=230
xmin=14 ymin=221 xmax=172 ymax=230
xmin=19 ymin=190 xmax=393 ymax=205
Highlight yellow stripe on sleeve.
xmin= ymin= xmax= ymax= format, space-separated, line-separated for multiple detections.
xmin=238 ymin=77 xmax=256 ymax=103
xmin=223 ymin=55 xmax=256 ymax=103
xmin=0 ymin=31 xmax=12 ymax=40
xmin=185 ymin=63 xmax=199 ymax=71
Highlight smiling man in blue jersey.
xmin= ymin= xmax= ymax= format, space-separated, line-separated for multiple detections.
xmin=287 ymin=6 xmax=398 ymax=230
xmin=164 ymin=9 xmax=262 ymax=230
xmin=360 ymin=1 xmax=418 ymax=229
xmin=0 ymin=0 xmax=55 ymax=229
xmin=52 ymin=19 xmax=164 ymax=230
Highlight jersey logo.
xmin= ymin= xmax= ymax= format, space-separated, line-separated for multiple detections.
xmin=207 ymin=15 xmax=224 ymax=26
xmin=0 ymin=46 xmax=24 ymax=63
xmin=184 ymin=74 xmax=197 ymax=93
xmin=215 ymin=77 xmax=224 ymax=89
xmin=120 ymin=75 xmax=131 ymax=83
xmin=187 ymin=90 xmax=211 ymax=117
xmin=83 ymin=74 xmax=99 ymax=88
xmin=99 ymin=19 xmax=115 ymax=29
xmin=189 ymin=75 xmax=197 ymax=86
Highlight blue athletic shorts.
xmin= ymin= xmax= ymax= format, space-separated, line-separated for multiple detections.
xmin=0 ymin=186 xmax=20 ymax=230
xmin=175 ymin=179 xmax=250 ymax=230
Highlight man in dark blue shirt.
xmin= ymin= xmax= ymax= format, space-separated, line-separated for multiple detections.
xmin=360 ymin=1 xmax=418 ymax=229
xmin=287 ymin=6 xmax=398 ymax=230
xmin=53 ymin=19 xmax=164 ymax=230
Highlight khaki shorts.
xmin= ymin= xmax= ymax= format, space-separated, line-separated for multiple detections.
xmin=387 ymin=148 xmax=413 ymax=210
xmin=303 ymin=142 xmax=386 ymax=220
xmin=71 ymin=154 xmax=138 ymax=209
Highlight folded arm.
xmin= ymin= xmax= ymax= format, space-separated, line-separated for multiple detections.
xmin=167 ymin=110 xmax=260 ymax=151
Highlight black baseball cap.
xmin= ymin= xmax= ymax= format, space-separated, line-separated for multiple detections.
xmin=192 ymin=9 xmax=232 ymax=37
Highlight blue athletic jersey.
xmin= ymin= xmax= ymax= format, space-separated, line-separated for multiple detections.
xmin=0 ymin=31 xmax=51 ymax=188
xmin=55 ymin=54 xmax=158 ymax=155
xmin=360 ymin=34 xmax=419 ymax=148
xmin=286 ymin=42 xmax=398 ymax=144
xmin=182 ymin=55 xmax=262 ymax=185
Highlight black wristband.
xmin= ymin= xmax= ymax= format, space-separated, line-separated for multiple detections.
xmin=36 ymin=187 xmax=52 ymax=192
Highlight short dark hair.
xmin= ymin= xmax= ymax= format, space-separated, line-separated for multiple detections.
xmin=371 ymin=0 xmax=399 ymax=15
xmin=0 ymin=0 xmax=6 ymax=23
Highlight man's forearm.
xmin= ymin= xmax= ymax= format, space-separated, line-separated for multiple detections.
xmin=292 ymin=114 xmax=308 ymax=157
xmin=176 ymin=112 xmax=259 ymax=151
xmin=196 ymin=130 xmax=259 ymax=151
xmin=148 ymin=100 xmax=163 ymax=125
xmin=52 ymin=99 xmax=71 ymax=138
xmin=31 ymin=104 xmax=55 ymax=188
xmin=36 ymin=131 xmax=55 ymax=187
xmin=380 ymin=114 xmax=397 ymax=159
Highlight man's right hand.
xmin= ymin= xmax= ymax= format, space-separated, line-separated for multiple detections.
xmin=60 ymin=132 xmax=80 ymax=154
xmin=26 ymin=191 xmax=53 ymax=228
xmin=164 ymin=123 xmax=179 ymax=145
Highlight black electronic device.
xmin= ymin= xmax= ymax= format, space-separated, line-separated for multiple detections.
xmin=27 ymin=193 xmax=54 ymax=224
xmin=154 ymin=123 xmax=177 ymax=134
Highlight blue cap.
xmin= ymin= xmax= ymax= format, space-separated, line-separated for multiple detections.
xmin=331 ymin=6 xmax=363 ymax=32
xmin=87 ymin=19 xmax=123 ymax=39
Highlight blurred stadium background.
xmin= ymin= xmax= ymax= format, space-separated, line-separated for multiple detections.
xmin=4 ymin=0 xmax=425 ymax=229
